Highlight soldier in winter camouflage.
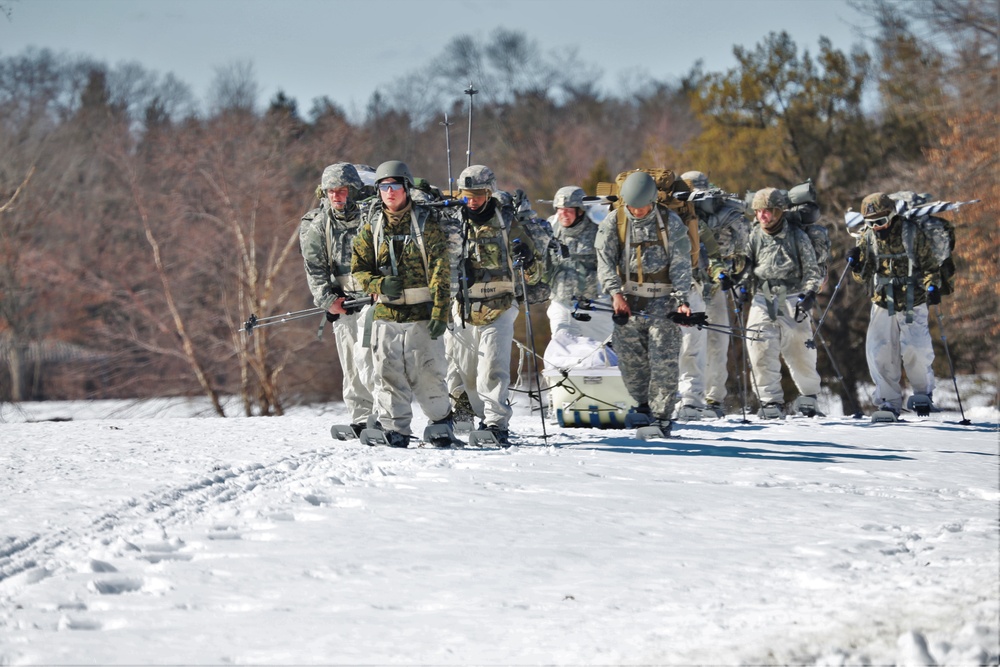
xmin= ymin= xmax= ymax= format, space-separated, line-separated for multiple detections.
xmin=595 ymin=171 xmax=693 ymax=436
xmin=744 ymin=187 xmax=824 ymax=418
xmin=299 ymin=163 xmax=374 ymax=436
xmin=445 ymin=165 xmax=542 ymax=446
xmin=351 ymin=160 xmax=454 ymax=448
xmin=847 ymin=192 xmax=940 ymax=418
xmin=679 ymin=171 xmax=749 ymax=417
xmin=674 ymin=171 xmax=729 ymax=420
xmin=546 ymin=186 xmax=613 ymax=342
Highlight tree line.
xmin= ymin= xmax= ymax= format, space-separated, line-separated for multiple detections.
xmin=0 ymin=0 xmax=995 ymax=414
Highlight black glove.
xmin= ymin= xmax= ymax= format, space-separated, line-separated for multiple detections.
xmin=738 ymin=286 xmax=751 ymax=306
xmin=668 ymin=311 xmax=709 ymax=327
xmin=847 ymin=246 xmax=862 ymax=272
xmin=797 ymin=290 xmax=816 ymax=312
xmin=718 ymin=273 xmax=734 ymax=292
xmin=926 ymin=285 xmax=941 ymax=306
xmin=428 ymin=319 xmax=448 ymax=340
xmin=511 ymin=239 xmax=534 ymax=268
xmin=325 ymin=311 xmax=340 ymax=323
xmin=381 ymin=276 xmax=404 ymax=298
xmin=612 ymin=312 xmax=629 ymax=326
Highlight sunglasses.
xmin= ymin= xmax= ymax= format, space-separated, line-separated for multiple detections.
xmin=378 ymin=182 xmax=404 ymax=193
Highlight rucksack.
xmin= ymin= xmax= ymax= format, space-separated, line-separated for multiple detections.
xmin=596 ymin=168 xmax=700 ymax=268
xmin=888 ymin=191 xmax=968 ymax=297
xmin=509 ymin=190 xmax=557 ymax=305
xmin=779 ymin=179 xmax=830 ymax=277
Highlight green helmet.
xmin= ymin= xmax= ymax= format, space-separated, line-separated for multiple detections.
xmin=860 ymin=192 xmax=895 ymax=220
xmin=620 ymin=171 xmax=658 ymax=208
xmin=374 ymin=160 xmax=414 ymax=187
xmin=751 ymin=187 xmax=788 ymax=211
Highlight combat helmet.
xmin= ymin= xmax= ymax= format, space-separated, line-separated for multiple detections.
xmin=458 ymin=165 xmax=496 ymax=193
xmin=619 ymin=171 xmax=658 ymax=208
xmin=553 ymin=186 xmax=586 ymax=210
xmin=321 ymin=163 xmax=364 ymax=197
xmin=374 ymin=160 xmax=414 ymax=188
xmin=680 ymin=170 xmax=709 ymax=191
xmin=751 ymin=187 xmax=789 ymax=211
xmin=860 ymin=192 xmax=895 ymax=220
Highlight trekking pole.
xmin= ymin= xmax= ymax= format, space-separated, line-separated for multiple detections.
xmin=240 ymin=296 xmax=375 ymax=335
xmin=728 ymin=286 xmax=751 ymax=424
xmin=813 ymin=331 xmax=864 ymax=419
xmin=239 ymin=307 xmax=326 ymax=335
xmin=933 ymin=304 xmax=972 ymax=425
xmin=463 ymin=82 xmax=478 ymax=169
xmin=515 ymin=260 xmax=549 ymax=442
xmin=440 ymin=113 xmax=455 ymax=195
xmin=805 ymin=260 xmax=851 ymax=349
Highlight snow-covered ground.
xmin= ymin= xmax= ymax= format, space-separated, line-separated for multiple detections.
xmin=1 ymin=396 xmax=997 ymax=665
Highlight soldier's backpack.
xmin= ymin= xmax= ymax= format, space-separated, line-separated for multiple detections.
xmin=780 ymin=179 xmax=831 ymax=277
xmin=596 ymin=168 xmax=700 ymax=268
xmin=509 ymin=189 xmax=557 ymax=305
xmin=888 ymin=191 xmax=966 ymax=297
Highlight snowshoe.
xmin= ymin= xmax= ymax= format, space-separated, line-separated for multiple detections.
xmin=870 ymin=409 xmax=900 ymax=423
xmin=791 ymin=395 xmax=824 ymax=418
xmin=624 ymin=404 xmax=653 ymax=429
xmin=704 ymin=401 xmax=725 ymax=419
xmin=360 ymin=428 xmax=410 ymax=448
xmin=757 ymin=402 xmax=785 ymax=420
xmin=330 ymin=423 xmax=364 ymax=441
xmin=423 ymin=420 xmax=459 ymax=448
xmin=906 ymin=394 xmax=935 ymax=417
xmin=871 ymin=401 xmax=901 ymax=423
xmin=675 ymin=405 xmax=704 ymax=422
xmin=468 ymin=425 xmax=509 ymax=448
xmin=636 ymin=420 xmax=672 ymax=441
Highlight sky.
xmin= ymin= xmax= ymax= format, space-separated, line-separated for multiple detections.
xmin=0 ymin=0 xmax=875 ymax=117
xmin=0 ymin=393 xmax=997 ymax=664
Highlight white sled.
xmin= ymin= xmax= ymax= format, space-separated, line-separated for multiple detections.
xmin=545 ymin=368 xmax=636 ymax=429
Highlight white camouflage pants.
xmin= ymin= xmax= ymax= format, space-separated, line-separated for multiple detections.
xmin=332 ymin=305 xmax=375 ymax=425
xmin=546 ymin=298 xmax=614 ymax=343
xmin=448 ymin=304 xmax=517 ymax=428
xmin=371 ymin=319 xmax=451 ymax=436
xmin=704 ymin=290 xmax=731 ymax=405
xmin=678 ymin=285 xmax=707 ymax=408
xmin=747 ymin=294 xmax=821 ymax=405
xmin=865 ymin=303 xmax=935 ymax=411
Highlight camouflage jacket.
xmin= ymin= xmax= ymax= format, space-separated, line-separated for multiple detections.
xmin=703 ymin=201 xmax=749 ymax=266
xmin=550 ymin=214 xmax=602 ymax=304
xmin=595 ymin=204 xmax=692 ymax=316
xmin=299 ymin=199 xmax=365 ymax=310
xmin=450 ymin=201 xmax=542 ymax=327
xmin=351 ymin=201 xmax=451 ymax=324
xmin=746 ymin=220 xmax=823 ymax=297
xmin=851 ymin=217 xmax=940 ymax=310
xmin=694 ymin=217 xmax=728 ymax=298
